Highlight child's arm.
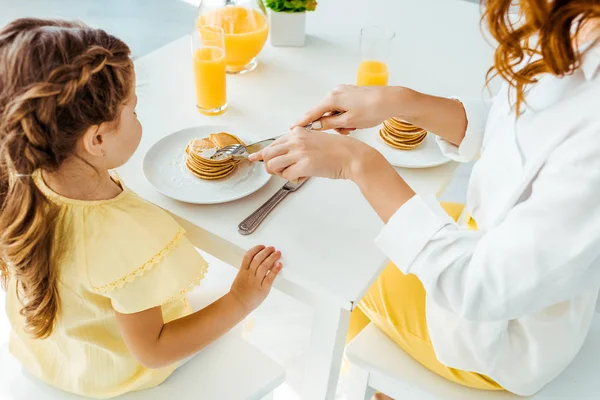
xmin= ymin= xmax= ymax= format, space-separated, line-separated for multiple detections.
xmin=115 ymin=245 xmax=282 ymax=369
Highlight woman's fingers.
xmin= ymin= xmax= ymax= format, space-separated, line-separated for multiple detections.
xmin=336 ymin=128 xmax=355 ymax=136
xmin=266 ymin=154 xmax=298 ymax=175
xmin=292 ymin=85 xmax=352 ymax=129
xmin=249 ymin=141 xmax=289 ymax=163
xmin=261 ymin=143 xmax=289 ymax=162
xmin=248 ymin=150 xmax=264 ymax=162
xmin=315 ymin=112 xmax=353 ymax=131
xmin=280 ymin=163 xmax=306 ymax=182
xmin=249 ymin=246 xmax=275 ymax=275
xmin=292 ymin=102 xmax=333 ymax=128
xmin=242 ymin=245 xmax=266 ymax=269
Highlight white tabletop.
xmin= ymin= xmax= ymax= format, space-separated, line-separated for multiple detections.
xmin=119 ymin=0 xmax=494 ymax=308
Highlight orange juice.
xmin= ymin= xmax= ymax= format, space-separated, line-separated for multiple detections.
xmin=193 ymin=47 xmax=227 ymax=114
xmin=198 ymin=6 xmax=269 ymax=72
xmin=357 ymin=60 xmax=389 ymax=86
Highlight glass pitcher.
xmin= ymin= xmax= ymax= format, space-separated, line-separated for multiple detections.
xmin=197 ymin=0 xmax=269 ymax=74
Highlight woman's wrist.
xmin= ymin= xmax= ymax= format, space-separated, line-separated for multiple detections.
xmin=378 ymin=86 xmax=423 ymax=122
xmin=347 ymin=142 xmax=390 ymax=184
xmin=347 ymin=143 xmax=415 ymax=223
xmin=385 ymin=88 xmax=468 ymax=145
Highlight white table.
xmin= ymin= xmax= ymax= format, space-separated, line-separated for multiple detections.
xmin=119 ymin=0 xmax=494 ymax=398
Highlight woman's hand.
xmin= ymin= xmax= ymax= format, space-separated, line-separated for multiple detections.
xmin=229 ymin=245 xmax=282 ymax=312
xmin=249 ymin=127 xmax=380 ymax=181
xmin=293 ymin=85 xmax=415 ymax=135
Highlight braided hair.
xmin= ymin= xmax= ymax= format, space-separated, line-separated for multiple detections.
xmin=0 ymin=18 xmax=133 ymax=338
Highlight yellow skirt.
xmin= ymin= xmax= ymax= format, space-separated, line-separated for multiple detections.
xmin=347 ymin=202 xmax=502 ymax=391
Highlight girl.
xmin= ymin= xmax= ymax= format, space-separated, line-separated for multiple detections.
xmin=0 ymin=18 xmax=282 ymax=399
xmin=254 ymin=0 xmax=600 ymax=398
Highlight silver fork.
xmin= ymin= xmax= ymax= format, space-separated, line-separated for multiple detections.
xmin=211 ymin=136 xmax=282 ymax=160
xmin=209 ymin=111 xmax=343 ymax=160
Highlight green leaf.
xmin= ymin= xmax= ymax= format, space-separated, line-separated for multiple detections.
xmin=264 ymin=0 xmax=317 ymax=12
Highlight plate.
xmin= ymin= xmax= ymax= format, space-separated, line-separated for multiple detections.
xmin=142 ymin=126 xmax=271 ymax=204
xmin=354 ymin=127 xmax=451 ymax=168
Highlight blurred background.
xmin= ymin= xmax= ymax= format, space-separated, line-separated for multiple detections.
xmin=0 ymin=0 xmax=481 ymax=58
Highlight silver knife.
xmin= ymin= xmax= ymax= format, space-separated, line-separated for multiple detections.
xmin=238 ymin=178 xmax=308 ymax=235
xmin=231 ymin=136 xmax=284 ymax=161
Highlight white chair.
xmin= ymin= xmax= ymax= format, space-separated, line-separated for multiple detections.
xmin=0 ymin=261 xmax=285 ymax=400
xmin=1 ymin=334 xmax=284 ymax=400
xmin=345 ymin=317 xmax=600 ymax=400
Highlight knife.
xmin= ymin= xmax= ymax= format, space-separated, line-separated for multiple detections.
xmin=231 ymin=136 xmax=284 ymax=161
xmin=238 ymin=178 xmax=308 ymax=235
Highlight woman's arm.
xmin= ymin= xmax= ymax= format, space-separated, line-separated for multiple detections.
xmin=293 ymin=85 xmax=469 ymax=147
xmin=370 ymin=124 xmax=600 ymax=321
xmin=254 ymin=122 xmax=600 ymax=323
xmin=347 ymin=146 xmax=415 ymax=223
xmin=115 ymin=246 xmax=282 ymax=369
xmin=398 ymin=89 xmax=468 ymax=147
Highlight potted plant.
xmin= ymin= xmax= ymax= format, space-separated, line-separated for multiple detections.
xmin=265 ymin=0 xmax=317 ymax=47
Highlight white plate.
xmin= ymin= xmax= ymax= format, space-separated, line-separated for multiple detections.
xmin=354 ymin=127 xmax=451 ymax=168
xmin=142 ymin=126 xmax=271 ymax=204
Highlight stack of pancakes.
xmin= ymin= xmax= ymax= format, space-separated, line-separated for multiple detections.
xmin=379 ymin=118 xmax=427 ymax=150
xmin=185 ymin=132 xmax=245 ymax=180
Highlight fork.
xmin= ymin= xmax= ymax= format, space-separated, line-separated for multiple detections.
xmin=209 ymin=111 xmax=344 ymax=160
xmin=211 ymin=135 xmax=283 ymax=160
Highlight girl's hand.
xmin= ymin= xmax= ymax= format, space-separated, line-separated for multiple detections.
xmin=249 ymin=127 xmax=380 ymax=182
xmin=229 ymin=245 xmax=282 ymax=312
xmin=293 ymin=85 xmax=414 ymax=135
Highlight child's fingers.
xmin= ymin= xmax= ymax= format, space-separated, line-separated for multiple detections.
xmin=263 ymin=263 xmax=282 ymax=287
xmin=257 ymin=250 xmax=281 ymax=279
xmin=242 ymin=245 xmax=266 ymax=269
xmin=250 ymin=246 xmax=275 ymax=274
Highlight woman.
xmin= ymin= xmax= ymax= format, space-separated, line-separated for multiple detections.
xmin=251 ymin=0 xmax=600 ymax=397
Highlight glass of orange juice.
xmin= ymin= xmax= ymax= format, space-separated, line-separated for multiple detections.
xmin=192 ymin=25 xmax=227 ymax=115
xmin=357 ymin=26 xmax=395 ymax=86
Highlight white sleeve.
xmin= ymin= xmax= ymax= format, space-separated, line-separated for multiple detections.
xmin=376 ymin=128 xmax=600 ymax=322
xmin=436 ymin=98 xmax=491 ymax=162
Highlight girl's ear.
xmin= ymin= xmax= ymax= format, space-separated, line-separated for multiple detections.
xmin=81 ymin=125 xmax=106 ymax=157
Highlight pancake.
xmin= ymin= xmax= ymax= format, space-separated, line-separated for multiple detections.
xmin=188 ymin=138 xmax=216 ymax=151
xmin=379 ymin=118 xmax=427 ymax=150
xmin=386 ymin=119 xmax=424 ymax=133
xmin=184 ymin=132 xmax=245 ymax=180
xmin=186 ymin=160 xmax=236 ymax=180
xmin=208 ymin=132 xmax=246 ymax=149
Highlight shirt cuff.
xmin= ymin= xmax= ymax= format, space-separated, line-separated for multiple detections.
xmin=375 ymin=195 xmax=454 ymax=275
xmin=436 ymin=98 xmax=487 ymax=162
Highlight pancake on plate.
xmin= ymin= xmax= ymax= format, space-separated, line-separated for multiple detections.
xmin=379 ymin=118 xmax=427 ymax=150
xmin=185 ymin=132 xmax=246 ymax=180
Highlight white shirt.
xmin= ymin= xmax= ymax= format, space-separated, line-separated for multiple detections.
xmin=375 ymin=40 xmax=600 ymax=396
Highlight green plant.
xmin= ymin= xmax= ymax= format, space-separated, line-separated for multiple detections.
xmin=264 ymin=0 xmax=317 ymax=12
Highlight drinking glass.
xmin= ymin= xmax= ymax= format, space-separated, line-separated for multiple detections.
xmin=191 ymin=25 xmax=227 ymax=115
xmin=356 ymin=26 xmax=395 ymax=86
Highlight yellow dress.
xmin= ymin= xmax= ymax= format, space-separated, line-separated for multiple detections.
xmin=347 ymin=202 xmax=503 ymax=391
xmin=6 ymin=171 xmax=208 ymax=399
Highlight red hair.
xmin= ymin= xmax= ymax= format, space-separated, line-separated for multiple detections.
xmin=483 ymin=0 xmax=600 ymax=112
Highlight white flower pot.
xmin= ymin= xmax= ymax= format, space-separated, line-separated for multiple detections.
xmin=269 ymin=11 xmax=306 ymax=47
